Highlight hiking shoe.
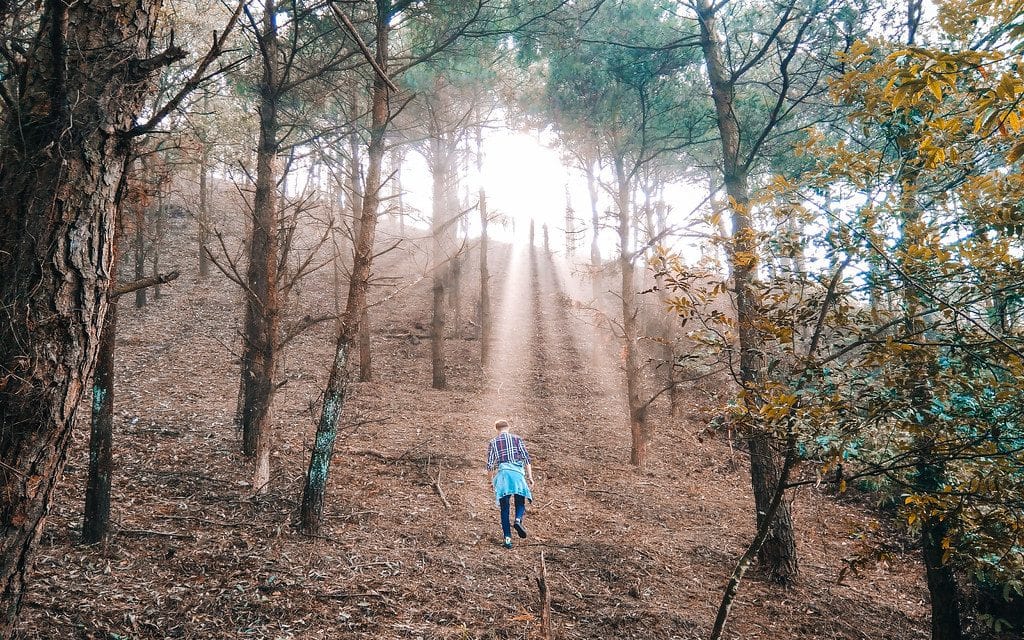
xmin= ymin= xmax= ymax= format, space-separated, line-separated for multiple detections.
xmin=503 ymin=537 xmax=513 ymax=549
xmin=514 ymin=519 xmax=528 ymax=539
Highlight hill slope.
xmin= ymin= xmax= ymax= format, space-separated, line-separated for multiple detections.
xmin=21 ymin=219 xmax=930 ymax=639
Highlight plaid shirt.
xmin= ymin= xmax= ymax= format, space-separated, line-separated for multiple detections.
xmin=486 ymin=432 xmax=531 ymax=470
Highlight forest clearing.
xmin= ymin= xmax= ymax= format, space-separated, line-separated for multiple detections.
xmin=2 ymin=1 xmax=1024 ymax=639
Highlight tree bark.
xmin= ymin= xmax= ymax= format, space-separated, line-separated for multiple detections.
xmin=198 ymin=144 xmax=211 ymax=279
xmin=613 ymin=157 xmax=651 ymax=467
xmin=151 ymin=188 xmax=165 ymax=300
xmin=300 ymin=0 xmax=391 ymax=534
xmin=134 ymin=204 xmax=148 ymax=309
xmin=565 ymin=187 xmax=576 ymax=259
xmin=240 ymin=1 xmax=281 ymax=497
xmin=0 ymin=0 xmax=179 ymax=632
xmin=83 ymin=265 xmax=118 ymax=545
xmin=346 ymin=97 xmax=373 ymax=383
xmin=697 ymin=0 xmax=799 ymax=584
xmin=429 ymin=131 xmax=451 ymax=390
xmin=586 ymin=158 xmax=602 ymax=302
xmin=430 ymin=152 xmax=447 ymax=389
xmin=479 ymin=185 xmax=491 ymax=363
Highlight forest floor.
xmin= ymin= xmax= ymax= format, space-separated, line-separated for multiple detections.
xmin=20 ymin=214 xmax=932 ymax=639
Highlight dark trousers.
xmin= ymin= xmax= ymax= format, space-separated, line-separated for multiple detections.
xmin=499 ymin=494 xmax=526 ymax=538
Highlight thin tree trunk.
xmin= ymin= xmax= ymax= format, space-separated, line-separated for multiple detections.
xmin=135 ymin=205 xmax=147 ymax=309
xmin=710 ymin=432 xmax=799 ymax=639
xmin=697 ymin=0 xmax=798 ymax=584
xmin=300 ymin=0 xmax=391 ymax=534
xmin=345 ymin=94 xmax=373 ymax=383
xmin=151 ymin=189 xmax=164 ymax=300
xmin=479 ymin=185 xmax=491 ymax=363
xmin=432 ymin=275 xmax=446 ymax=388
xmin=240 ymin=1 xmax=281 ymax=497
xmin=565 ymin=186 xmax=576 ymax=259
xmin=198 ymin=145 xmax=211 ymax=279
xmin=429 ymin=133 xmax=449 ymax=389
xmin=448 ymin=171 xmax=462 ymax=336
xmin=613 ymin=157 xmax=651 ymax=467
xmin=586 ymin=158 xmax=602 ymax=301
xmin=83 ymin=255 xmax=119 ymax=545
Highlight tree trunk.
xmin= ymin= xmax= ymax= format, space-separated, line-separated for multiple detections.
xmin=82 ymin=244 xmax=120 ymax=546
xmin=346 ymin=96 xmax=373 ymax=383
xmin=613 ymin=157 xmax=651 ymax=467
xmin=0 ymin=0 xmax=178 ymax=632
xmin=151 ymin=189 xmax=164 ymax=300
xmin=240 ymin=1 xmax=281 ymax=496
xmin=431 ymin=275 xmax=446 ymax=388
xmin=300 ymin=0 xmax=390 ymax=534
xmin=698 ymin=0 xmax=799 ymax=584
xmin=449 ymin=254 xmax=462 ymax=335
xmin=586 ymin=158 xmax=602 ymax=301
xmin=565 ymin=187 xmax=576 ymax=258
xmin=135 ymin=205 xmax=147 ymax=309
xmin=479 ymin=186 xmax=491 ymax=363
xmin=429 ymin=133 xmax=450 ymax=390
xmin=198 ymin=145 xmax=211 ymax=279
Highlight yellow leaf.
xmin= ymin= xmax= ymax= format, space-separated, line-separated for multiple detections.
xmin=1007 ymin=141 xmax=1024 ymax=163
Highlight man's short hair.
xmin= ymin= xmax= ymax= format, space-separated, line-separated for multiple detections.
xmin=494 ymin=419 xmax=509 ymax=431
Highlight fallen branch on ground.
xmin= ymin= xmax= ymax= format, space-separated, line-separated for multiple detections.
xmin=536 ymin=551 xmax=552 ymax=640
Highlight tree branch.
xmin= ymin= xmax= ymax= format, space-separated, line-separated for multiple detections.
xmin=111 ymin=271 xmax=180 ymax=298
xmin=329 ymin=3 xmax=399 ymax=93
xmin=126 ymin=1 xmax=245 ymax=138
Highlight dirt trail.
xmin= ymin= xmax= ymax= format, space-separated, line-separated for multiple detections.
xmin=20 ymin=223 xmax=932 ymax=639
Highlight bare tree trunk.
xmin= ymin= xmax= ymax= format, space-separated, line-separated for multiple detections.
xmin=0 ymin=0 xmax=179 ymax=632
xmin=394 ymin=149 xmax=406 ymax=235
xmin=477 ymin=121 xmax=491 ymax=363
xmin=135 ymin=205 xmax=147 ymax=309
xmin=151 ymin=188 xmax=165 ymax=300
xmin=83 ymin=249 xmax=119 ymax=545
xmin=565 ymin=187 xmax=576 ymax=259
xmin=344 ymin=100 xmax=372 ymax=380
xmin=430 ymin=133 xmax=448 ymax=389
xmin=613 ymin=157 xmax=651 ymax=467
xmin=479 ymin=185 xmax=491 ymax=363
xmin=432 ymin=276 xmax=446 ymax=388
xmin=240 ymin=1 xmax=282 ymax=497
xmin=300 ymin=0 xmax=391 ymax=534
xmin=586 ymin=158 xmax=602 ymax=301
xmin=697 ymin=0 xmax=798 ymax=584
xmin=198 ymin=145 xmax=211 ymax=279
